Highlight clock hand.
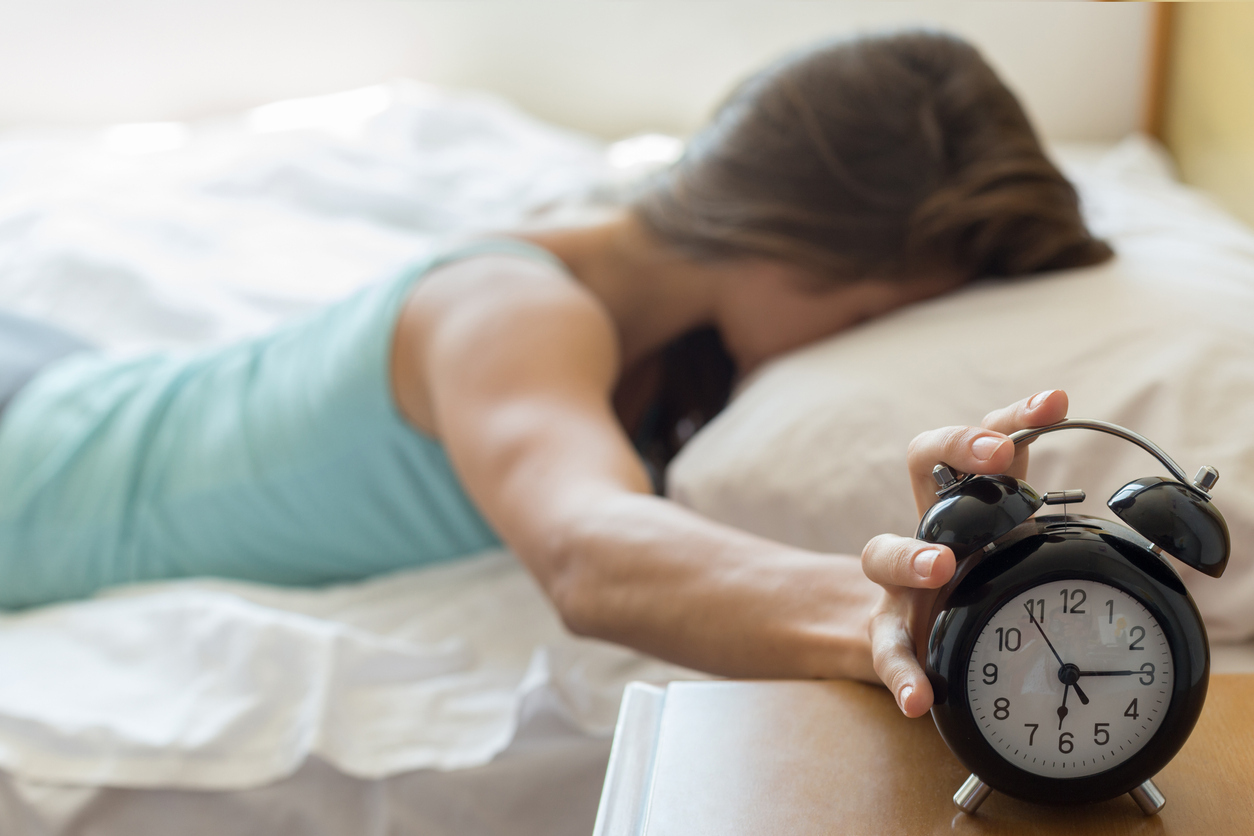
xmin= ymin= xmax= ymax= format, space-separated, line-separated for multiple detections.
xmin=1057 ymin=684 xmax=1070 ymax=730
xmin=1027 ymin=604 xmax=1089 ymax=705
xmin=1025 ymin=602 xmax=1065 ymax=667
xmin=1076 ymin=670 xmax=1137 ymax=676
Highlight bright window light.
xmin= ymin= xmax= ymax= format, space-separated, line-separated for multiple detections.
xmin=248 ymin=86 xmax=393 ymax=135
xmin=101 ymin=122 xmax=190 ymax=155
xmin=607 ymin=134 xmax=685 ymax=170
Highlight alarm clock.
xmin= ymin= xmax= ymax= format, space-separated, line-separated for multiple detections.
xmin=919 ymin=419 xmax=1230 ymax=816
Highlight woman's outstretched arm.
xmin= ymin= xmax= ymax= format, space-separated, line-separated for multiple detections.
xmin=394 ymin=255 xmax=880 ymax=680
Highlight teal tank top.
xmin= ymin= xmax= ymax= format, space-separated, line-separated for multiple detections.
xmin=0 ymin=239 xmax=566 ymax=608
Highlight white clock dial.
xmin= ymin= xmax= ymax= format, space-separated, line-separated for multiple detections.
xmin=966 ymin=579 xmax=1173 ymax=778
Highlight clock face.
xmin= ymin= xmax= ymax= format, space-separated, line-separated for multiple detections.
xmin=966 ymin=579 xmax=1174 ymax=778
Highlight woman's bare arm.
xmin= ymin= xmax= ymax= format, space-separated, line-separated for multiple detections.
xmin=394 ymin=256 xmax=880 ymax=680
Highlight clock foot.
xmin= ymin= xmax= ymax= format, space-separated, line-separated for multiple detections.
xmin=953 ymin=773 xmax=992 ymax=814
xmin=1129 ymin=778 xmax=1166 ymax=815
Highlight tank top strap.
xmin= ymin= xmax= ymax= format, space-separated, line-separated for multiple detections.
xmin=423 ymin=237 xmax=571 ymax=277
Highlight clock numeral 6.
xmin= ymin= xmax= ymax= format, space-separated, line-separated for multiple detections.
xmin=993 ymin=698 xmax=1010 ymax=720
xmin=1139 ymin=662 xmax=1155 ymax=685
xmin=1094 ymin=723 xmax=1110 ymax=746
xmin=1059 ymin=732 xmax=1074 ymax=754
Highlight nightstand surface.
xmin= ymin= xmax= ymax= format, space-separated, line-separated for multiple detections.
xmin=594 ymin=674 xmax=1254 ymax=835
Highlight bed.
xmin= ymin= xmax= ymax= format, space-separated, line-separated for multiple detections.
xmin=1 ymin=26 xmax=1254 ymax=836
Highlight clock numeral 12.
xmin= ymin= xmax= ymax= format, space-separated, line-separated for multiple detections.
xmin=1059 ymin=588 xmax=1087 ymax=614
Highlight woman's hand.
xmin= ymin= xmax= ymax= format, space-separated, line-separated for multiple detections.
xmin=861 ymin=389 xmax=1070 ymax=717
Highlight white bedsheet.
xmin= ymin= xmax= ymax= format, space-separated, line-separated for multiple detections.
xmin=0 ymin=553 xmax=695 ymax=790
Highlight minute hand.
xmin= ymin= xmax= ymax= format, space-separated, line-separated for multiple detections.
xmin=1026 ymin=604 xmax=1089 ymax=706
xmin=1076 ymin=670 xmax=1138 ymax=676
xmin=1026 ymin=604 xmax=1065 ymax=666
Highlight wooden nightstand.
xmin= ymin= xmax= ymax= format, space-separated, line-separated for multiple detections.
xmin=594 ymin=675 xmax=1254 ymax=835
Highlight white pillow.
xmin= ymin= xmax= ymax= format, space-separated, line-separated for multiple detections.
xmin=667 ymin=137 xmax=1254 ymax=642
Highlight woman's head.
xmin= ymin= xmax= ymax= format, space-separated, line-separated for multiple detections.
xmin=634 ymin=29 xmax=1112 ymax=285
xmin=630 ymin=30 xmax=1113 ymax=484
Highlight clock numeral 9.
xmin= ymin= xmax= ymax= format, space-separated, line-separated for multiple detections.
xmin=1094 ymin=723 xmax=1110 ymax=746
xmin=1129 ymin=625 xmax=1146 ymax=651
xmin=1059 ymin=732 xmax=1074 ymax=754
xmin=1139 ymin=663 xmax=1155 ymax=685
xmin=993 ymin=698 xmax=1010 ymax=720
xmin=1059 ymin=588 xmax=1087 ymax=614
xmin=982 ymin=663 xmax=997 ymax=685
xmin=995 ymin=627 xmax=1021 ymax=652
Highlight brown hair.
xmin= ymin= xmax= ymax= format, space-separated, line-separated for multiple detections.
xmin=637 ymin=29 xmax=1111 ymax=281
xmin=632 ymin=30 xmax=1113 ymax=486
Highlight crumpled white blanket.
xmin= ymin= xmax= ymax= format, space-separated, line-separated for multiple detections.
xmin=0 ymin=552 xmax=697 ymax=789
xmin=0 ymin=83 xmax=697 ymax=791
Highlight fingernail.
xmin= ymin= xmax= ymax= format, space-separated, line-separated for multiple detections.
xmin=913 ymin=548 xmax=940 ymax=579
xmin=899 ymin=685 xmax=913 ymax=713
xmin=1028 ymin=390 xmax=1055 ymax=410
xmin=972 ymin=436 xmax=1007 ymax=461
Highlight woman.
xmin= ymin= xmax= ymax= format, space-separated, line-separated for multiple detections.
xmin=0 ymin=32 xmax=1107 ymax=699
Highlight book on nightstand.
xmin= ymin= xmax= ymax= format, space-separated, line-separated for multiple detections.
xmin=593 ymin=676 xmax=1254 ymax=836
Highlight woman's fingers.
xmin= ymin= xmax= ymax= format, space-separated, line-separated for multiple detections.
xmin=981 ymin=389 xmax=1069 ymax=481
xmin=870 ymin=602 xmax=933 ymax=717
xmin=906 ymin=425 xmax=1016 ymax=515
xmin=906 ymin=390 xmax=1070 ymax=512
xmin=861 ymin=534 xmax=955 ymax=589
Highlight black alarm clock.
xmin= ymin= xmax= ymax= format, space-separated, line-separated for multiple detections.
xmin=919 ymin=419 xmax=1230 ymax=816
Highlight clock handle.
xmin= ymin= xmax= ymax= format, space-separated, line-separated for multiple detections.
xmin=1129 ymin=778 xmax=1166 ymax=815
xmin=953 ymin=773 xmax=992 ymax=814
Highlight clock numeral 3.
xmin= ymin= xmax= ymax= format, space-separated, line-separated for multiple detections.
xmin=1059 ymin=732 xmax=1074 ymax=754
xmin=1094 ymin=723 xmax=1110 ymax=746
xmin=1139 ymin=663 xmax=1155 ymax=685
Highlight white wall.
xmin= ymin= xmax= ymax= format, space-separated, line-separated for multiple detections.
xmin=0 ymin=1 xmax=1152 ymax=142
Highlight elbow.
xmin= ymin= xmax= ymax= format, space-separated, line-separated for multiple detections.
xmin=536 ymin=518 xmax=605 ymax=640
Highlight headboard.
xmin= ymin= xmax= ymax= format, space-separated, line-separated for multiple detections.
xmin=1155 ymin=3 xmax=1254 ymax=228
